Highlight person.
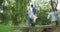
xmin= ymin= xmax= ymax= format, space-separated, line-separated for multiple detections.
xmin=30 ymin=4 xmax=37 ymax=26
xmin=54 ymin=9 xmax=59 ymax=25
xmin=28 ymin=4 xmax=37 ymax=26
xmin=28 ymin=5 xmax=32 ymax=26
xmin=47 ymin=9 xmax=59 ymax=25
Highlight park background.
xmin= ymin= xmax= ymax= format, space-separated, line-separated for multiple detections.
xmin=0 ymin=0 xmax=60 ymax=32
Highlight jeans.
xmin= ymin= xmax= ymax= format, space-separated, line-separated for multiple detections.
xmin=28 ymin=17 xmax=32 ymax=25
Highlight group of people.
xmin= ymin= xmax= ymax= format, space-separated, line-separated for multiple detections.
xmin=27 ymin=4 xmax=59 ymax=26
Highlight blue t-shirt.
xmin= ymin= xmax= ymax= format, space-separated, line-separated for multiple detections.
xmin=32 ymin=7 xmax=36 ymax=14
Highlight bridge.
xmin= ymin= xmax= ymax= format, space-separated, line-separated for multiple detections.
xmin=12 ymin=25 xmax=60 ymax=32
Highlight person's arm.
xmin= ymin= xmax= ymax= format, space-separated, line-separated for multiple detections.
xmin=56 ymin=11 xmax=59 ymax=19
xmin=47 ymin=13 xmax=51 ymax=19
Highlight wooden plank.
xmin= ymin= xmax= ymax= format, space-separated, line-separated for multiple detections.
xmin=12 ymin=25 xmax=60 ymax=30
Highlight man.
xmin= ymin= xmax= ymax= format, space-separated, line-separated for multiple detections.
xmin=28 ymin=5 xmax=32 ymax=26
xmin=30 ymin=5 xmax=37 ymax=26
xmin=47 ymin=10 xmax=58 ymax=25
xmin=28 ymin=4 xmax=37 ymax=26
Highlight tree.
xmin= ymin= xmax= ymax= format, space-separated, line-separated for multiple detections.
xmin=10 ymin=0 xmax=30 ymax=25
xmin=50 ymin=0 xmax=58 ymax=10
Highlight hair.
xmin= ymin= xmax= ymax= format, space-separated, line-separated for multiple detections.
xmin=31 ymin=4 xmax=33 ymax=7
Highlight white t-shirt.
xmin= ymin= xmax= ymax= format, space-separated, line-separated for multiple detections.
xmin=28 ymin=7 xmax=33 ymax=16
xmin=28 ymin=7 xmax=37 ymax=21
xmin=47 ymin=11 xmax=58 ymax=21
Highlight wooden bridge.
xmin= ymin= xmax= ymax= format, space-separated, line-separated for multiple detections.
xmin=12 ymin=25 xmax=60 ymax=32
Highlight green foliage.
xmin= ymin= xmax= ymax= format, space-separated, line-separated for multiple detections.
xmin=0 ymin=0 xmax=30 ymax=25
xmin=36 ymin=8 xmax=51 ymax=25
xmin=0 ymin=0 xmax=51 ymax=25
xmin=34 ymin=0 xmax=51 ymax=25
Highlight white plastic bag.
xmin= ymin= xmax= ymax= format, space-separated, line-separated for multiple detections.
xmin=29 ymin=13 xmax=38 ymax=23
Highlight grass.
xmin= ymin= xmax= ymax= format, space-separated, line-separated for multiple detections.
xmin=0 ymin=20 xmax=60 ymax=32
xmin=0 ymin=24 xmax=23 ymax=32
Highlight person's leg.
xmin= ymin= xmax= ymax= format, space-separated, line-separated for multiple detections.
xmin=51 ymin=21 xmax=56 ymax=26
xmin=28 ymin=17 xmax=32 ymax=26
xmin=28 ymin=17 xmax=35 ymax=26
xmin=31 ymin=19 xmax=35 ymax=26
xmin=55 ymin=20 xmax=59 ymax=25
